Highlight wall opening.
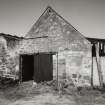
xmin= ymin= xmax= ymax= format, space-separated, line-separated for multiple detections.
xmin=20 ymin=54 xmax=34 ymax=82
xmin=20 ymin=53 xmax=53 ymax=83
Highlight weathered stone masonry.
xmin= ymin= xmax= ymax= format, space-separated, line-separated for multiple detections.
xmin=0 ymin=33 xmax=21 ymax=79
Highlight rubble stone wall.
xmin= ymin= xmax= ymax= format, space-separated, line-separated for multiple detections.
xmin=101 ymin=57 xmax=105 ymax=84
xmin=92 ymin=57 xmax=105 ymax=86
xmin=53 ymin=49 xmax=92 ymax=87
xmin=0 ymin=36 xmax=19 ymax=79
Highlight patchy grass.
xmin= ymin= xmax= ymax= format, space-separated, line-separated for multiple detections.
xmin=0 ymin=80 xmax=105 ymax=105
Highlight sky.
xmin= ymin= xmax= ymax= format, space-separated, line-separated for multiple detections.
xmin=0 ymin=0 xmax=104 ymax=38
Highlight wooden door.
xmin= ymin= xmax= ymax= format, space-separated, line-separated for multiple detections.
xmin=34 ymin=53 xmax=53 ymax=83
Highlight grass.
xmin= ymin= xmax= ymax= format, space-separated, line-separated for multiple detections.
xmin=0 ymin=80 xmax=105 ymax=105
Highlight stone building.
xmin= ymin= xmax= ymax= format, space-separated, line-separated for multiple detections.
xmin=1 ymin=6 xmax=104 ymax=87
xmin=18 ymin=6 xmax=92 ymax=87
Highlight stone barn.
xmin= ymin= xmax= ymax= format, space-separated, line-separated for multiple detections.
xmin=2 ymin=6 xmax=101 ymax=87
xmin=18 ymin=6 xmax=92 ymax=87
xmin=1 ymin=6 xmax=105 ymax=87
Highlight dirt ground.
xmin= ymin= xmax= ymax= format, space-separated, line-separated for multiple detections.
xmin=0 ymin=80 xmax=105 ymax=105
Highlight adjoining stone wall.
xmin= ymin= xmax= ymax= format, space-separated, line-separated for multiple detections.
xmin=101 ymin=57 xmax=105 ymax=84
xmin=5 ymin=53 xmax=19 ymax=79
xmin=92 ymin=57 xmax=100 ymax=86
xmin=0 ymin=36 xmax=19 ymax=79
xmin=92 ymin=57 xmax=105 ymax=86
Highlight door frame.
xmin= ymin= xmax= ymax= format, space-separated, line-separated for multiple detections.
xmin=19 ymin=52 xmax=56 ymax=83
xmin=19 ymin=54 xmax=34 ymax=82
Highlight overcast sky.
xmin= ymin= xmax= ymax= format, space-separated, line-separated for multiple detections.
xmin=0 ymin=0 xmax=104 ymax=38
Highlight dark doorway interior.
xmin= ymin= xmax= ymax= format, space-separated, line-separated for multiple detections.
xmin=92 ymin=44 xmax=96 ymax=57
xmin=20 ymin=53 xmax=53 ymax=83
xmin=20 ymin=55 xmax=34 ymax=82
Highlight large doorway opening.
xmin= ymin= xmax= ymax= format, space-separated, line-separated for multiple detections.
xmin=20 ymin=55 xmax=34 ymax=82
xmin=20 ymin=53 xmax=53 ymax=83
